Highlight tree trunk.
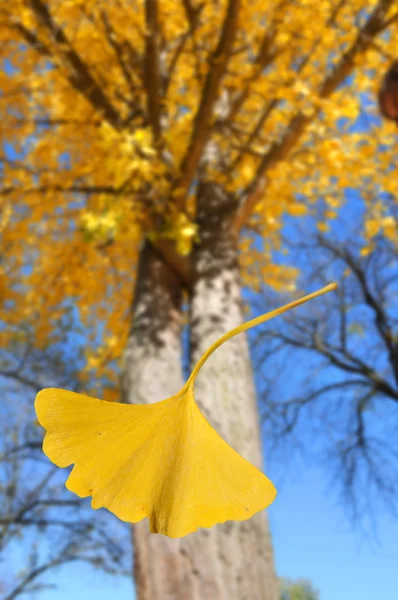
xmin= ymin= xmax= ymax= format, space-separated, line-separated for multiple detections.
xmin=123 ymin=199 xmax=278 ymax=599
xmin=186 ymin=181 xmax=279 ymax=600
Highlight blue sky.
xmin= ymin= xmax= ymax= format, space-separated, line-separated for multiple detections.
xmin=269 ymin=461 xmax=398 ymax=600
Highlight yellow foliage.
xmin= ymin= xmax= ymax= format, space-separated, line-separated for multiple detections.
xmin=365 ymin=218 xmax=380 ymax=239
xmin=360 ymin=245 xmax=374 ymax=257
xmin=153 ymin=212 xmax=199 ymax=256
xmin=0 ymin=0 xmax=396 ymax=382
xmin=286 ymin=203 xmax=308 ymax=217
xmin=381 ymin=216 xmax=397 ymax=242
xmin=317 ymin=222 xmax=330 ymax=233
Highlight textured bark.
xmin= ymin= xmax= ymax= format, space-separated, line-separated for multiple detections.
xmin=122 ymin=206 xmax=278 ymax=599
xmin=185 ymin=181 xmax=279 ymax=600
xmin=122 ymin=241 xmax=183 ymax=407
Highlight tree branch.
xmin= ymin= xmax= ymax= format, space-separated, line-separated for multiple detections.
xmin=3 ymin=555 xmax=79 ymax=600
xmin=0 ymin=370 xmax=42 ymax=393
xmin=270 ymin=379 xmax=371 ymax=434
xmin=319 ymin=236 xmax=398 ymax=384
xmin=173 ymin=0 xmax=241 ymax=208
xmin=144 ymin=0 xmax=162 ymax=140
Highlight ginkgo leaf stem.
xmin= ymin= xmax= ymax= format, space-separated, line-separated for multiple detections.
xmin=185 ymin=282 xmax=337 ymax=388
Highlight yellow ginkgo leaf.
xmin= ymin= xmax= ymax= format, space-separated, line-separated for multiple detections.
xmin=35 ymin=283 xmax=337 ymax=538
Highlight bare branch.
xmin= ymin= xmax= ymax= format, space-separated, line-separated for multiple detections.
xmin=0 ymin=370 xmax=42 ymax=393
xmin=267 ymin=379 xmax=371 ymax=434
xmin=319 ymin=236 xmax=398 ymax=384
xmin=3 ymin=553 xmax=79 ymax=600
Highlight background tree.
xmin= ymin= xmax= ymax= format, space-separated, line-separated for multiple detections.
xmin=1 ymin=1 xmax=398 ymax=598
xmin=280 ymin=578 xmax=320 ymax=600
xmin=251 ymin=199 xmax=398 ymax=525
xmin=0 ymin=333 xmax=131 ymax=599
xmin=0 ymin=437 xmax=130 ymax=600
